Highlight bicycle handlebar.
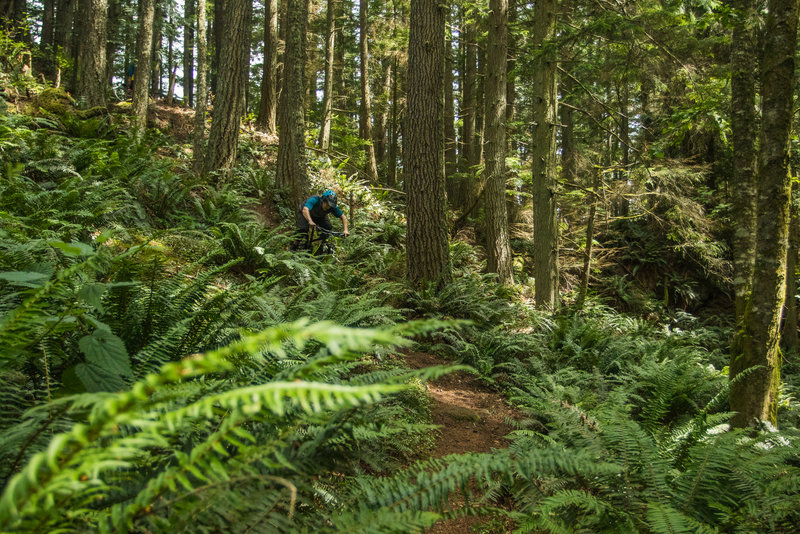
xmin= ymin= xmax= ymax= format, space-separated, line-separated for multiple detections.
xmin=308 ymin=227 xmax=346 ymax=238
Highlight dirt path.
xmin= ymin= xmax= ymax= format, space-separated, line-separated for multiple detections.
xmin=404 ymin=352 xmax=518 ymax=533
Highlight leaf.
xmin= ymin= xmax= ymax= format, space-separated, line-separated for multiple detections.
xmin=48 ymin=240 xmax=94 ymax=257
xmin=74 ymin=362 xmax=128 ymax=392
xmin=78 ymin=328 xmax=132 ymax=378
xmin=78 ymin=283 xmax=107 ymax=313
xmin=0 ymin=271 xmax=51 ymax=287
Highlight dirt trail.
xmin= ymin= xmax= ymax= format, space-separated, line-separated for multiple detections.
xmin=404 ymin=352 xmax=518 ymax=533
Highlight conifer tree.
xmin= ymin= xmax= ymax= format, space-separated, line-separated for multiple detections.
xmin=405 ymin=0 xmax=450 ymax=286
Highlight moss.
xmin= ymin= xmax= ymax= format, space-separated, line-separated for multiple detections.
xmin=33 ymin=87 xmax=77 ymax=116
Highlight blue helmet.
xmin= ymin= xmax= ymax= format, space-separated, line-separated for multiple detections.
xmin=322 ymin=189 xmax=338 ymax=207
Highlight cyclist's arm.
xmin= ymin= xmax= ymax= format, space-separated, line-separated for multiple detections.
xmin=302 ymin=206 xmax=316 ymax=226
xmin=341 ymin=214 xmax=349 ymax=236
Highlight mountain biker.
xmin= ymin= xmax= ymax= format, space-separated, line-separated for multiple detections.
xmin=294 ymin=190 xmax=349 ymax=250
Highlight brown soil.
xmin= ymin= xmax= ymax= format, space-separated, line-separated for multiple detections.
xmin=404 ymin=352 xmax=518 ymax=533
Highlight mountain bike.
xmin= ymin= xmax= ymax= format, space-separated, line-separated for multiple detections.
xmin=305 ymin=226 xmax=346 ymax=257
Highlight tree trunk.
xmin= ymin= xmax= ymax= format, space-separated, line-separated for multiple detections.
xmin=184 ymin=0 xmax=195 ymax=107
xmin=38 ymin=0 xmax=57 ymax=77
xmin=192 ymin=0 xmax=208 ymax=174
xmin=484 ymin=0 xmax=512 ymax=284
xmin=316 ymin=0 xmax=335 ymax=148
xmin=730 ymin=0 xmax=759 ymax=323
xmin=359 ymin=0 xmax=379 ymax=183
xmin=531 ymin=0 xmax=558 ymax=309
xmin=405 ymin=0 xmax=450 ymax=286
xmin=54 ymin=0 xmax=75 ymax=63
xmin=444 ymin=20 xmax=457 ymax=182
xmin=151 ymin=2 xmax=162 ymax=95
xmin=730 ymin=0 xmax=798 ymax=428
xmin=76 ymin=0 xmax=107 ymax=107
xmin=256 ymin=0 xmax=278 ymax=133
xmin=783 ymin=200 xmax=799 ymax=352
xmin=374 ymin=59 xmax=392 ymax=165
xmin=459 ymin=18 xmax=477 ymax=178
xmin=132 ymin=0 xmax=155 ymax=136
xmin=577 ymin=167 xmax=600 ymax=310
xmin=203 ymin=0 xmax=250 ymax=177
xmin=276 ymin=0 xmax=309 ymax=208
xmin=105 ymin=0 xmax=120 ymax=85
xmin=388 ymin=55 xmax=398 ymax=188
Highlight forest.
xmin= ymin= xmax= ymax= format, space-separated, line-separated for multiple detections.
xmin=1 ymin=0 xmax=800 ymax=531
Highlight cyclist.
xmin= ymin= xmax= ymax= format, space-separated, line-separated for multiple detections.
xmin=294 ymin=190 xmax=349 ymax=251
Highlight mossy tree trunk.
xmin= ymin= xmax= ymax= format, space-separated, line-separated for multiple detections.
xmin=192 ymin=0 xmax=208 ymax=174
xmin=183 ymin=0 xmax=195 ymax=107
xmin=132 ymin=0 xmax=155 ymax=137
xmin=76 ymin=0 xmax=107 ymax=107
xmin=405 ymin=0 xmax=450 ymax=286
xmin=316 ymin=0 xmax=335 ymax=148
xmin=202 ymin=0 xmax=251 ymax=177
xmin=359 ymin=0 xmax=379 ymax=183
xmin=531 ymin=0 xmax=559 ymax=309
xmin=730 ymin=0 xmax=798 ymax=428
xmin=730 ymin=0 xmax=759 ymax=325
xmin=276 ymin=0 xmax=309 ymax=209
xmin=484 ymin=0 xmax=513 ymax=284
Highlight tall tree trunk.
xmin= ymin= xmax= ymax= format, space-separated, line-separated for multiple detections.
xmin=388 ymin=55 xmax=398 ymax=188
xmin=359 ymin=0 xmax=379 ymax=182
xmin=184 ymin=0 xmax=195 ymax=107
xmin=531 ymin=0 xmax=558 ymax=309
xmin=276 ymin=0 xmax=309 ymax=208
xmin=105 ymin=0 xmax=119 ymax=85
xmin=730 ymin=0 xmax=798 ymax=428
xmin=203 ymin=0 xmax=250 ymax=177
xmin=460 ymin=17 xmax=477 ymax=177
xmin=484 ymin=0 xmax=512 ymax=284
xmin=151 ymin=1 xmax=162 ymax=95
xmin=316 ymin=0 xmax=335 ymax=147
xmin=577 ymin=167 xmax=600 ymax=310
xmin=54 ymin=0 xmax=75 ymax=63
xmin=405 ymin=0 xmax=450 ymax=286
xmin=374 ymin=59 xmax=392 ymax=164
xmin=475 ymin=38 xmax=486 ymax=165
xmin=192 ymin=0 xmax=208 ymax=174
xmin=444 ymin=19 xmax=457 ymax=182
xmin=783 ymin=199 xmax=799 ymax=352
xmin=132 ymin=0 xmax=154 ymax=136
xmin=38 ymin=0 xmax=57 ymax=77
xmin=256 ymin=0 xmax=278 ymax=133
xmin=211 ymin=0 xmax=222 ymax=94
xmin=730 ymin=0 xmax=759 ymax=324
xmin=76 ymin=0 xmax=107 ymax=107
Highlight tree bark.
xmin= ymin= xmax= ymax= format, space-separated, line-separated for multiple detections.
xmin=192 ymin=0 xmax=208 ymax=174
xmin=151 ymin=2 xmax=162 ymax=94
xmin=484 ymin=0 xmax=512 ymax=284
xmin=38 ymin=0 xmax=57 ymax=77
xmin=256 ymin=0 xmax=278 ymax=133
xmin=133 ymin=0 xmax=155 ymax=136
xmin=359 ymin=0 xmax=379 ymax=183
xmin=54 ymin=0 xmax=75 ymax=63
xmin=76 ymin=0 xmax=107 ymax=107
xmin=184 ymin=0 xmax=195 ymax=107
xmin=203 ymin=0 xmax=250 ymax=177
xmin=730 ymin=0 xmax=759 ymax=324
xmin=316 ymin=0 xmax=335 ymax=148
xmin=405 ymin=0 xmax=450 ymax=286
xmin=730 ymin=0 xmax=798 ymax=428
xmin=276 ymin=0 xmax=309 ymax=208
xmin=783 ymin=200 xmax=799 ymax=352
xmin=531 ymin=0 xmax=558 ymax=309
xmin=444 ymin=15 xmax=457 ymax=182
xmin=577 ymin=167 xmax=600 ymax=310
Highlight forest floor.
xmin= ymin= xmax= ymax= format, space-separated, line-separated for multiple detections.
xmin=404 ymin=352 xmax=519 ymax=534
